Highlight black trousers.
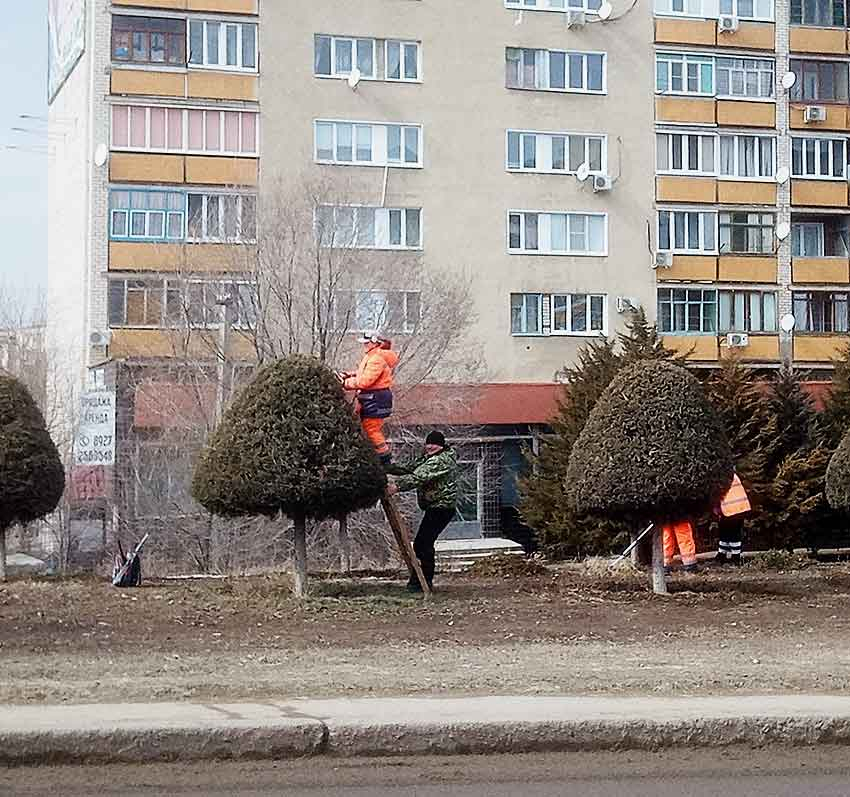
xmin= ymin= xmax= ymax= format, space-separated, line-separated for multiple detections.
xmin=717 ymin=514 xmax=744 ymax=558
xmin=410 ymin=508 xmax=456 ymax=587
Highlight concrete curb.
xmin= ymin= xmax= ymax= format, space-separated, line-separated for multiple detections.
xmin=3 ymin=696 xmax=850 ymax=766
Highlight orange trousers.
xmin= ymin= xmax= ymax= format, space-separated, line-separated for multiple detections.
xmin=361 ymin=417 xmax=389 ymax=456
xmin=663 ymin=521 xmax=697 ymax=567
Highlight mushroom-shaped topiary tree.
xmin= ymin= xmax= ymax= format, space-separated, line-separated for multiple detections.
xmin=0 ymin=374 xmax=65 ymax=581
xmin=566 ymin=360 xmax=734 ymax=594
xmin=826 ymin=430 xmax=850 ymax=512
xmin=192 ymin=355 xmax=387 ymax=596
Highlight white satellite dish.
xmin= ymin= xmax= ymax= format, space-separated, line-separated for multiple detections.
xmin=347 ymin=67 xmax=362 ymax=90
xmin=781 ymin=71 xmax=797 ymax=90
xmin=598 ymin=1 xmax=614 ymax=20
xmin=775 ymin=166 xmax=790 ymax=185
xmin=776 ymin=221 xmax=791 ymax=241
xmin=94 ymin=143 xmax=109 ymax=167
xmin=780 ymin=313 xmax=796 ymax=333
xmin=576 ymin=162 xmax=591 ymax=182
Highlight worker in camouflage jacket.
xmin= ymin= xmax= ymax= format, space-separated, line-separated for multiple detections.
xmin=387 ymin=431 xmax=459 ymax=592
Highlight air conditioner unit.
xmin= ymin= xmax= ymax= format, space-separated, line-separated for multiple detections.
xmin=726 ymin=332 xmax=750 ymax=348
xmin=566 ymin=9 xmax=587 ymax=27
xmin=653 ymin=251 xmax=673 ymax=269
xmin=616 ymin=296 xmax=638 ymax=314
xmin=805 ymin=105 xmax=827 ymax=123
xmin=592 ymin=174 xmax=613 ymax=192
xmin=89 ymin=330 xmax=111 ymax=348
xmin=717 ymin=14 xmax=739 ymax=32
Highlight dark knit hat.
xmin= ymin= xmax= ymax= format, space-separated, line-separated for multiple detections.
xmin=425 ymin=431 xmax=446 ymax=448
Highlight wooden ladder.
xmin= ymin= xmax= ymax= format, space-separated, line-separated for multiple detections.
xmin=380 ymin=492 xmax=432 ymax=598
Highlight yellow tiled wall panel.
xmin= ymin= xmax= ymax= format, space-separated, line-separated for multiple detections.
xmin=655 ymin=97 xmax=716 ymax=124
xmin=109 ymin=242 xmax=256 ymax=273
xmin=791 ymin=180 xmax=848 ymax=207
xmin=111 ymin=69 xmax=185 ymax=98
xmin=789 ymin=104 xmax=847 ymax=131
xmin=108 ymin=242 xmax=185 ymax=272
xmin=717 ymin=180 xmax=776 ymax=204
xmin=718 ymin=256 xmax=777 ymax=283
xmin=716 ymin=100 xmax=775 ymax=127
xmin=664 ymin=255 xmax=718 ymax=281
xmin=187 ymin=72 xmax=258 ymax=102
xmin=110 ymin=153 xmax=185 ymax=183
xmin=184 ymin=243 xmax=257 ymax=272
xmin=113 ymin=0 xmax=186 ymax=8
xmin=184 ymin=156 xmax=258 ymax=186
xmin=187 ymin=0 xmax=258 ymax=12
xmin=656 ymin=176 xmax=717 ymax=203
xmin=794 ymin=335 xmax=848 ymax=362
xmin=725 ymin=335 xmax=780 ymax=361
xmin=654 ymin=18 xmax=717 ymax=45
xmin=661 ymin=336 xmax=720 ymax=360
xmin=110 ymin=329 xmax=257 ymax=360
xmin=721 ymin=22 xmax=776 ymax=50
xmin=792 ymin=257 xmax=850 ymax=283
xmin=789 ymin=26 xmax=848 ymax=54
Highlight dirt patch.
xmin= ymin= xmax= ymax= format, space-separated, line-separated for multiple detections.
xmin=2 ymin=562 xmax=849 ymax=704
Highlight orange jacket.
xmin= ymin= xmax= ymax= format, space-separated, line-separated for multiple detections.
xmin=344 ymin=347 xmax=398 ymax=391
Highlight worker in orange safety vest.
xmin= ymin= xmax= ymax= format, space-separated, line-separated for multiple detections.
xmin=663 ymin=519 xmax=698 ymax=574
xmin=714 ymin=472 xmax=751 ymax=566
xmin=341 ymin=332 xmax=399 ymax=467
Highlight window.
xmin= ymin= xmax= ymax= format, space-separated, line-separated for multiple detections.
xmin=316 ymin=206 xmax=422 ymax=249
xmin=792 ymin=222 xmax=826 ymax=256
xmin=506 ymin=0 xmax=605 ymax=12
xmin=510 ymin=294 xmax=542 ymax=334
xmin=314 ymin=36 xmax=376 ymax=78
xmin=656 ymin=133 xmax=716 ymax=174
xmin=505 ymin=48 xmax=606 ymax=93
xmin=551 ymin=293 xmax=606 ymax=334
xmin=718 ymin=0 xmax=775 ymax=20
xmin=508 ymin=212 xmax=607 ymax=255
xmin=111 ymin=16 xmax=185 ymax=65
xmin=188 ymin=19 xmax=257 ymax=71
xmin=187 ymin=193 xmax=257 ymax=242
xmin=719 ymin=135 xmax=775 ymax=178
xmin=658 ymin=288 xmax=717 ymax=333
xmin=386 ymin=40 xmax=420 ymax=81
xmin=656 ymin=53 xmax=714 ymax=95
xmin=793 ymin=291 xmax=849 ymax=332
xmin=335 ymin=290 xmax=421 ymax=333
xmin=657 ymin=210 xmax=717 ymax=253
xmin=314 ymin=121 xmax=422 ymax=166
xmin=109 ymin=190 xmax=185 ymax=242
xmin=716 ymin=57 xmax=774 ymax=99
xmin=654 ymin=0 xmax=707 ymax=17
xmin=508 ymin=131 xmax=605 ymax=173
xmin=790 ymin=0 xmax=846 ymax=27
xmin=791 ymin=137 xmax=847 ymax=179
xmin=718 ymin=290 xmax=777 ymax=332
xmin=108 ymin=279 xmax=165 ymax=327
xmin=111 ymin=105 xmax=258 ymax=155
xmin=790 ymin=60 xmax=849 ymax=103
xmin=719 ymin=212 xmax=775 ymax=254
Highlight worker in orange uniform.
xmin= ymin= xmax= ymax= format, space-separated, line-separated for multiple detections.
xmin=714 ymin=472 xmax=751 ymax=566
xmin=663 ymin=519 xmax=698 ymax=574
xmin=342 ymin=333 xmax=399 ymax=467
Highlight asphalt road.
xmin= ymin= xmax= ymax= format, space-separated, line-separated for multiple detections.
xmin=4 ymin=747 xmax=850 ymax=796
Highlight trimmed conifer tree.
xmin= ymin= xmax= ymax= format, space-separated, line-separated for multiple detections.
xmin=0 ymin=375 xmax=65 ymax=581
xmin=567 ymin=360 xmax=734 ymax=593
xmin=192 ymin=355 xmax=387 ymax=595
xmin=824 ymin=342 xmax=850 ymax=445
xmin=826 ymin=431 xmax=850 ymax=512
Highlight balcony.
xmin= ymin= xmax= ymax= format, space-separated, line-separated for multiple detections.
xmin=791 ymin=215 xmax=850 ymax=282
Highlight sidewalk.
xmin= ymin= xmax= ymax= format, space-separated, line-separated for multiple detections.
xmin=3 ymin=694 xmax=850 ymax=766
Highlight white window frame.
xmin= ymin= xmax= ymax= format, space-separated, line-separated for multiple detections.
xmin=507 ymin=129 xmax=607 ymax=174
xmin=657 ymin=287 xmax=718 ymax=335
xmin=510 ymin=293 xmax=543 ymax=335
xmin=187 ymin=18 xmax=258 ymax=73
xmin=791 ymin=136 xmax=848 ymax=180
xmin=186 ymin=193 xmax=257 ymax=243
xmin=506 ymin=48 xmax=607 ymax=94
xmin=314 ymin=120 xmax=423 ymax=168
xmin=108 ymin=278 xmax=166 ymax=329
xmin=656 ymin=132 xmax=718 ymax=176
xmin=314 ymin=35 xmax=378 ymax=79
xmin=550 ymin=293 xmax=608 ymax=336
xmin=656 ymin=52 xmax=715 ymax=96
xmin=317 ymin=206 xmax=423 ymax=250
xmin=507 ymin=211 xmax=608 ymax=256
xmin=715 ymin=56 xmax=775 ymax=100
xmin=718 ymin=134 xmax=777 ymax=180
xmin=657 ymin=208 xmax=719 ymax=254
xmin=792 ymin=222 xmax=826 ymax=257
xmin=718 ymin=289 xmax=778 ymax=333
xmin=718 ymin=210 xmax=776 ymax=255
xmin=505 ymin=0 xmax=606 ymax=13
xmin=718 ymin=0 xmax=775 ymax=21
xmin=335 ymin=289 xmax=422 ymax=334
xmin=654 ymin=0 xmax=774 ymax=20
xmin=385 ymin=40 xmax=421 ymax=82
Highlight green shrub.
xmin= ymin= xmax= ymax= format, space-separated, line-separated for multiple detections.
xmin=826 ymin=430 xmax=850 ymax=511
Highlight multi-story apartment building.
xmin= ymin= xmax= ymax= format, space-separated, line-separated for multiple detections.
xmin=47 ymin=0 xmax=850 ymax=542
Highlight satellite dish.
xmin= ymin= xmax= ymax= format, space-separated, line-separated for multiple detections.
xmin=775 ymin=166 xmax=790 ymax=185
xmin=347 ymin=67 xmax=362 ymax=90
xmin=781 ymin=71 xmax=797 ymax=90
xmin=598 ymin=1 xmax=614 ymax=20
xmin=780 ymin=314 xmax=796 ymax=333
xmin=94 ymin=143 xmax=108 ymax=167
xmin=576 ymin=162 xmax=591 ymax=182
xmin=776 ymin=221 xmax=791 ymax=241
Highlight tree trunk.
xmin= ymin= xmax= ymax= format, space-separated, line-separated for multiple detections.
xmin=651 ymin=525 xmax=667 ymax=595
xmin=0 ymin=528 xmax=6 ymax=582
xmin=338 ymin=515 xmax=350 ymax=575
xmin=293 ymin=515 xmax=308 ymax=597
